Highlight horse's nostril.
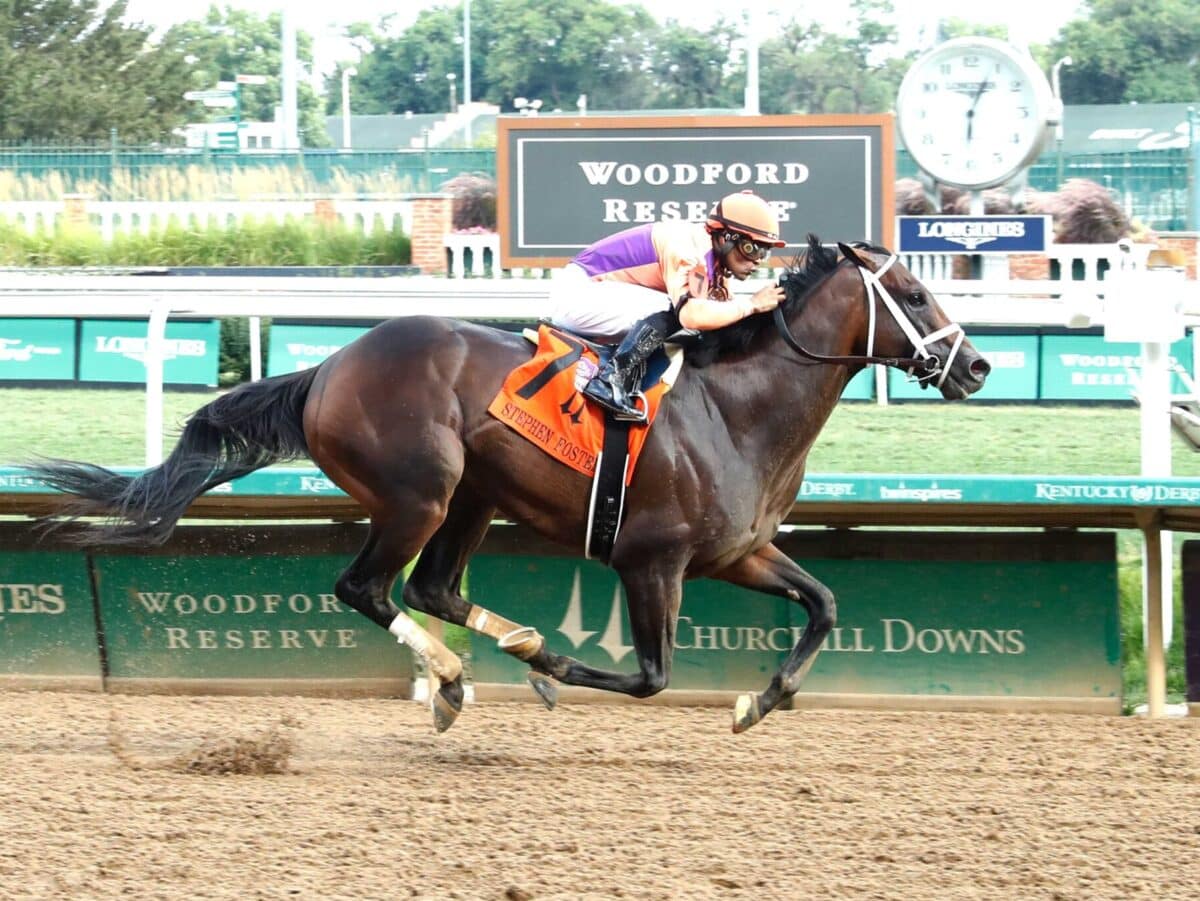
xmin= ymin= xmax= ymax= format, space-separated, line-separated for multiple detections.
xmin=970 ymin=358 xmax=991 ymax=379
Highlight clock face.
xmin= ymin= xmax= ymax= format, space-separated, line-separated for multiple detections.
xmin=897 ymin=39 xmax=1052 ymax=189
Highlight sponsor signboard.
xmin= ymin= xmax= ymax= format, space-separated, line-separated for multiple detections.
xmin=0 ymin=550 xmax=101 ymax=688
xmin=468 ymin=530 xmax=1119 ymax=708
xmin=1039 ymin=333 xmax=1192 ymax=401
xmin=78 ymin=319 xmax=220 ymax=386
xmin=0 ymin=319 xmax=75 ymax=381
xmin=889 ymin=333 xmax=1039 ymax=401
xmin=92 ymin=528 xmax=412 ymax=691
xmin=267 ymin=323 xmax=370 ymax=376
xmin=497 ymin=115 xmax=894 ymax=267
xmin=896 ymin=215 xmax=1050 ymax=254
xmin=842 ymin=366 xmax=874 ymax=401
xmin=1183 ymin=541 xmax=1200 ymax=706
xmin=9 ymin=466 xmax=1200 ymax=512
xmin=796 ymin=474 xmax=1200 ymax=506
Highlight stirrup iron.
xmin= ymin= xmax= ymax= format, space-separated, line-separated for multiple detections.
xmin=611 ymin=389 xmax=648 ymax=423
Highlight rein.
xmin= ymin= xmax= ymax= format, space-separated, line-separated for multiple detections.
xmin=771 ymin=253 xmax=964 ymax=385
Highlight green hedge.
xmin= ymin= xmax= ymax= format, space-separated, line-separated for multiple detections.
xmin=0 ymin=218 xmax=411 ymax=267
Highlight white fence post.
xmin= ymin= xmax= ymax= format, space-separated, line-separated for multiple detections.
xmin=144 ymin=300 xmax=170 ymax=467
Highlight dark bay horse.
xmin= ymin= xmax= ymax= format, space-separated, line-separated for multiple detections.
xmin=25 ymin=236 xmax=990 ymax=733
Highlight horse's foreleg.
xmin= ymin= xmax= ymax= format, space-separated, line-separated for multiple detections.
xmin=713 ymin=542 xmax=836 ymax=733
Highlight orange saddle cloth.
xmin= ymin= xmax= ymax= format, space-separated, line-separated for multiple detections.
xmin=487 ymin=325 xmax=681 ymax=485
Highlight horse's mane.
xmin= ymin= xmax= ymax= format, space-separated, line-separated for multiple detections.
xmin=686 ymin=233 xmax=845 ymax=368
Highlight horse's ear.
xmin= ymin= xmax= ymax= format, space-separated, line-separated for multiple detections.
xmin=837 ymin=242 xmax=872 ymax=271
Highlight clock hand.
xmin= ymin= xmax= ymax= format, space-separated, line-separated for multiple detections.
xmin=966 ymin=68 xmax=992 ymax=143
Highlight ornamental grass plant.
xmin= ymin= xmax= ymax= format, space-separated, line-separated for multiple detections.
xmin=0 ymin=217 xmax=410 ymax=267
xmin=0 ymin=165 xmax=417 ymax=202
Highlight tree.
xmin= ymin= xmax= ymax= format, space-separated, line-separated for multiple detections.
xmin=937 ymin=18 xmax=1009 ymax=42
xmin=483 ymin=0 xmax=660 ymax=112
xmin=646 ymin=19 xmax=743 ymax=110
xmin=338 ymin=0 xmax=738 ymax=116
xmin=0 ymin=0 xmax=192 ymax=141
xmin=160 ymin=5 xmax=329 ymax=146
xmin=758 ymin=1 xmax=909 ymax=114
xmin=1050 ymin=0 xmax=1200 ymax=103
xmin=335 ymin=4 xmax=471 ymax=115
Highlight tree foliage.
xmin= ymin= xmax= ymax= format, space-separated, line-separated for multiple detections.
xmin=1051 ymin=0 xmax=1200 ymax=103
xmin=340 ymin=0 xmax=917 ymax=118
xmin=758 ymin=0 xmax=909 ymax=114
xmin=647 ymin=19 xmax=743 ymax=110
xmin=0 ymin=0 xmax=192 ymax=141
xmin=160 ymin=5 xmax=329 ymax=146
xmin=0 ymin=0 xmax=1188 ymax=147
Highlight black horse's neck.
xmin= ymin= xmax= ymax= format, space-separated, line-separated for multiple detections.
xmin=685 ymin=234 xmax=844 ymax=368
xmin=691 ymin=251 xmax=870 ymax=492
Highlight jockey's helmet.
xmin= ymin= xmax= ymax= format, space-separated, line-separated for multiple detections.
xmin=705 ymin=190 xmax=786 ymax=247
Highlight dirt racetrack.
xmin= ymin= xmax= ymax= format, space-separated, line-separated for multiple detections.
xmin=2 ymin=691 xmax=1198 ymax=900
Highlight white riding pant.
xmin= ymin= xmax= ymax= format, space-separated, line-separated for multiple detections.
xmin=548 ymin=263 xmax=673 ymax=338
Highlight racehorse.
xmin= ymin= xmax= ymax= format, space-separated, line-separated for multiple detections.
xmin=25 ymin=236 xmax=990 ymax=734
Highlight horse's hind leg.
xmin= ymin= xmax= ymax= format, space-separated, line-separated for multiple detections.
xmin=334 ymin=514 xmax=468 ymax=731
xmin=402 ymin=486 xmax=558 ymax=708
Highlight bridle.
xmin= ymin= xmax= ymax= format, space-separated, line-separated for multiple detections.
xmin=771 ymin=252 xmax=965 ymax=387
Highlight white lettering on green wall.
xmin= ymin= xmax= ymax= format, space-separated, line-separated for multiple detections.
xmin=0 ymin=583 xmax=66 ymax=615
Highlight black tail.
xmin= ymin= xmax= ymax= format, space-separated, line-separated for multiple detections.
xmin=24 ymin=367 xmax=320 ymax=546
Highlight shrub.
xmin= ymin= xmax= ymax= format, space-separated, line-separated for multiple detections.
xmin=441 ymin=173 xmax=497 ymax=231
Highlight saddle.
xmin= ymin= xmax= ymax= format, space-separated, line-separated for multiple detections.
xmin=486 ymin=323 xmax=686 ymax=561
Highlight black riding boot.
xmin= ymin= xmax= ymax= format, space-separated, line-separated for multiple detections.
xmin=583 ymin=312 xmax=672 ymax=422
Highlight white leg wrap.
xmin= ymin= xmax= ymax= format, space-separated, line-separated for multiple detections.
xmin=388 ymin=612 xmax=462 ymax=683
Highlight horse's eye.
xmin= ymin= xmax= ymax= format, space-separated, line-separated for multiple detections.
xmin=907 ymin=291 xmax=926 ymax=307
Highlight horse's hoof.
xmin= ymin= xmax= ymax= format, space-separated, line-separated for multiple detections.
xmin=430 ymin=680 xmax=464 ymax=733
xmin=526 ymin=672 xmax=558 ymax=710
xmin=498 ymin=626 xmax=545 ymax=662
xmin=731 ymin=692 xmax=763 ymax=734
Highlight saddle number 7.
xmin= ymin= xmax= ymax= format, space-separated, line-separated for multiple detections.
xmin=516 ymin=333 xmax=585 ymax=400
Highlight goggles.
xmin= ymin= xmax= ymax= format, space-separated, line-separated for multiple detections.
xmin=731 ymin=235 xmax=773 ymax=261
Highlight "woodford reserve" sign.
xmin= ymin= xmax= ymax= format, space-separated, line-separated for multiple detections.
xmin=497 ymin=114 xmax=894 ymax=268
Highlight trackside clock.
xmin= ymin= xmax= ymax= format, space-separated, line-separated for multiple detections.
xmin=896 ymin=37 xmax=1056 ymax=190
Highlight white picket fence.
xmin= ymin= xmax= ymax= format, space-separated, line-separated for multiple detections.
xmin=0 ymin=199 xmax=414 ymax=241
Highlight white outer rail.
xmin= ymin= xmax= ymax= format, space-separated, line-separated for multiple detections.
xmin=0 ymin=273 xmax=1128 ymax=323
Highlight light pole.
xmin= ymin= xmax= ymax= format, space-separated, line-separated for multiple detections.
xmin=340 ymin=67 xmax=357 ymax=150
xmin=1052 ymin=56 xmax=1073 ymax=186
xmin=463 ymin=0 xmax=472 ymax=143
xmin=447 ymin=72 xmax=457 ymax=114
xmin=743 ymin=10 xmax=759 ymax=115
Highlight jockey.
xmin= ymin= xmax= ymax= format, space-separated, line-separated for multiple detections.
xmin=549 ymin=190 xmax=787 ymax=422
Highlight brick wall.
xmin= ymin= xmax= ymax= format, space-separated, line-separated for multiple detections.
xmin=1154 ymin=233 xmax=1198 ymax=279
xmin=1008 ymin=254 xmax=1051 ymax=279
xmin=411 ymin=195 xmax=453 ymax=275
